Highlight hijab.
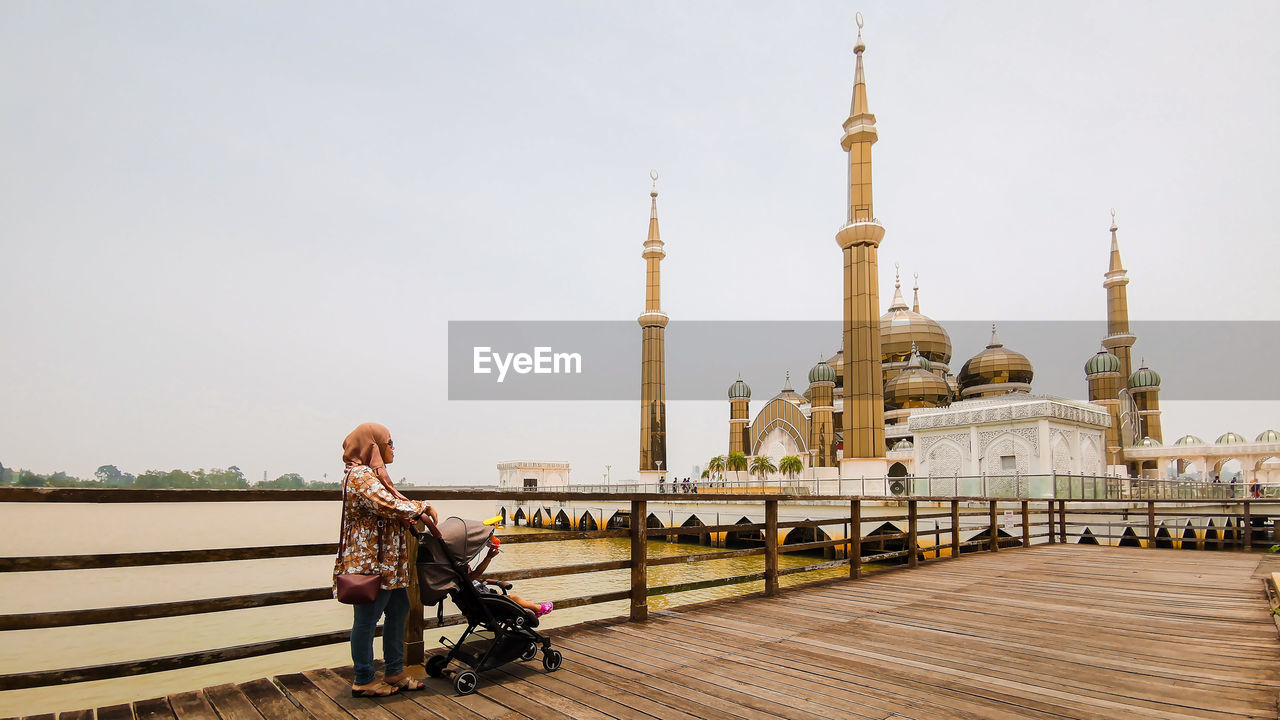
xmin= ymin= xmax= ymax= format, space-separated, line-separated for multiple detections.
xmin=342 ymin=422 xmax=408 ymax=500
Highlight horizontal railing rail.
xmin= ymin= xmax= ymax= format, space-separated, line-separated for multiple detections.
xmin=0 ymin=488 xmax=1274 ymax=692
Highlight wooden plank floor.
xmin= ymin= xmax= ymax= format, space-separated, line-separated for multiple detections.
xmin=38 ymin=547 xmax=1280 ymax=720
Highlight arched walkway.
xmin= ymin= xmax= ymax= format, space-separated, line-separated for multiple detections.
xmin=1180 ymin=522 xmax=1199 ymax=550
xmin=726 ymin=517 xmax=763 ymax=548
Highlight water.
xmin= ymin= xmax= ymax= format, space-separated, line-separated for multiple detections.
xmin=0 ymin=499 xmax=851 ymax=716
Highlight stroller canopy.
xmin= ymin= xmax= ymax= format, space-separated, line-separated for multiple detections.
xmin=437 ymin=516 xmax=495 ymax=564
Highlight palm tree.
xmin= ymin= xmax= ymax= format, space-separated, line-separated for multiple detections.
xmin=778 ymin=455 xmax=804 ymax=480
xmin=749 ymin=455 xmax=777 ymax=484
xmin=707 ymin=455 xmax=726 ymax=486
xmin=726 ymin=452 xmax=748 ymax=485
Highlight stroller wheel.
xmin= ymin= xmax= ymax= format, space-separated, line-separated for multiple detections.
xmin=453 ymin=670 xmax=479 ymax=695
xmin=542 ymin=648 xmax=563 ymax=672
xmin=520 ymin=642 xmax=539 ymax=661
xmin=425 ymin=654 xmax=448 ymax=678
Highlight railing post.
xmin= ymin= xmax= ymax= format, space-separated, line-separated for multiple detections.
xmin=765 ymin=499 xmax=779 ymax=596
xmin=908 ymin=500 xmax=919 ymax=568
xmin=1021 ymin=500 xmax=1030 ymax=548
xmin=1243 ymin=501 xmax=1251 ymax=551
xmin=950 ymin=500 xmax=960 ymax=559
xmin=988 ymin=500 xmax=999 ymax=552
xmin=405 ymin=531 xmax=424 ymax=666
xmin=1147 ymin=501 xmax=1156 ymax=549
xmin=1058 ymin=501 xmax=1067 ymax=543
xmin=1046 ymin=500 xmax=1055 ymax=544
xmin=850 ymin=500 xmax=862 ymax=579
xmin=630 ymin=499 xmax=648 ymax=622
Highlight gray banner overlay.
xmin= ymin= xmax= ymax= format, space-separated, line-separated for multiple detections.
xmin=448 ymin=321 xmax=1280 ymax=401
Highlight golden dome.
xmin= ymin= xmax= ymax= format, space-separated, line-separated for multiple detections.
xmin=880 ymin=272 xmax=951 ymax=364
xmin=884 ymin=347 xmax=950 ymax=410
xmin=957 ymin=324 xmax=1034 ymax=398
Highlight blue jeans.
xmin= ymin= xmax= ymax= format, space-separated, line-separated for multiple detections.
xmin=350 ymin=588 xmax=409 ymax=685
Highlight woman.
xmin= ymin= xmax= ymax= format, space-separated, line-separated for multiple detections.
xmin=333 ymin=422 xmax=437 ymax=697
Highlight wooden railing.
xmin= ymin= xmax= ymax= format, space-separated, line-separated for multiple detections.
xmin=0 ymin=488 xmax=1273 ymax=692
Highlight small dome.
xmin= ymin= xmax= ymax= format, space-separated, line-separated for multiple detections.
xmin=1215 ymin=432 xmax=1247 ymax=445
xmin=771 ymin=372 xmax=806 ymax=406
xmin=1085 ymin=349 xmax=1121 ymax=376
xmin=1173 ymin=434 xmax=1204 ymax=446
xmin=1128 ymin=365 xmax=1162 ymax=389
xmin=1256 ymin=429 xmax=1280 ymax=443
xmin=884 ymin=349 xmax=950 ymax=410
xmin=808 ymin=360 xmax=837 ymax=384
xmin=890 ymin=439 xmax=914 ymax=451
xmin=728 ymin=377 xmax=751 ymax=400
xmin=1137 ymin=436 xmax=1161 ymax=447
xmin=958 ymin=325 xmax=1034 ymax=397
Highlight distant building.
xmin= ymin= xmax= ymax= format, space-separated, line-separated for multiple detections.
xmin=497 ymin=461 xmax=570 ymax=490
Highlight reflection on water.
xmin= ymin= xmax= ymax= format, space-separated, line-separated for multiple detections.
xmin=0 ymin=499 xmax=859 ymax=716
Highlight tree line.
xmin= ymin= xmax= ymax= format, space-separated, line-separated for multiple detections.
xmin=0 ymin=462 xmax=341 ymax=490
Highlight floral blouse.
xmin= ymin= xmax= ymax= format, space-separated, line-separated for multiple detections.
xmin=331 ymin=465 xmax=430 ymax=595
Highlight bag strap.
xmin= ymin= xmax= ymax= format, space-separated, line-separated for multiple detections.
xmin=336 ymin=467 xmax=384 ymax=565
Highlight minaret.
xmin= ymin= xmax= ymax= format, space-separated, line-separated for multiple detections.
xmin=1085 ymin=346 xmax=1124 ymax=465
xmin=911 ymin=272 xmax=920 ymax=313
xmin=1101 ymin=210 xmax=1136 ymax=383
xmin=728 ymin=375 xmax=751 ymax=457
xmin=807 ymin=357 xmax=837 ymax=467
xmin=638 ymin=171 xmax=668 ymax=478
xmin=834 ymin=13 xmax=887 ymax=469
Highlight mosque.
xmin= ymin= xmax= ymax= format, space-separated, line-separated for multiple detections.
xmin=632 ymin=17 xmax=1279 ymax=490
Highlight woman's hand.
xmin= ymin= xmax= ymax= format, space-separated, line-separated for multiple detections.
xmin=420 ymin=504 xmax=438 ymax=524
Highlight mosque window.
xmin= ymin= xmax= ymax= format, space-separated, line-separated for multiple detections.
xmin=1000 ymin=456 xmax=1016 ymax=471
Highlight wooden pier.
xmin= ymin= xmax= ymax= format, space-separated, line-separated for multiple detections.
xmin=22 ymin=546 xmax=1280 ymax=720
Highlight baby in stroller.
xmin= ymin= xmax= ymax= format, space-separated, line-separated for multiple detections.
xmin=469 ymin=535 xmax=553 ymax=618
xmin=418 ymin=516 xmax=563 ymax=695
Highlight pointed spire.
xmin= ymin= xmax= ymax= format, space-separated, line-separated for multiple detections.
xmin=907 ymin=341 xmax=923 ymax=369
xmin=850 ymin=12 xmax=870 ymax=118
xmin=646 ymin=170 xmax=662 ymax=247
xmin=782 ymin=370 xmax=794 ymax=392
xmin=988 ymin=322 xmax=1003 ymax=348
xmin=887 ymin=262 xmax=907 ymax=310
xmin=1107 ymin=208 xmax=1125 ymax=275
xmin=912 ymin=272 xmax=920 ymax=313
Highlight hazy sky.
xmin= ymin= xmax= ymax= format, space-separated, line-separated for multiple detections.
xmin=2 ymin=1 xmax=1277 ymax=486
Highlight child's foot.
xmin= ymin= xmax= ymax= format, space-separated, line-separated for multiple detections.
xmin=536 ymin=601 xmax=553 ymax=617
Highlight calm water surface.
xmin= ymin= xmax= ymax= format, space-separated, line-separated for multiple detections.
xmin=0 ymin=499 xmax=854 ymax=716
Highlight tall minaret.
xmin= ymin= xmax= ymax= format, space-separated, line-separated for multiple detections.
xmin=834 ymin=13 xmax=887 ymax=468
xmin=638 ymin=171 xmax=668 ymax=479
xmin=1101 ymin=209 xmax=1136 ymax=383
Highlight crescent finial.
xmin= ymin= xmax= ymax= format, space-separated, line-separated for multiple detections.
xmin=856 ymin=11 xmax=864 ymax=29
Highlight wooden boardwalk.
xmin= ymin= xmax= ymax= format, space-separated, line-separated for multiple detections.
xmin=23 ymin=546 xmax=1280 ymax=720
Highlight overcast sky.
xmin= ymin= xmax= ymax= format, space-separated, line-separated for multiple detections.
xmin=2 ymin=1 xmax=1277 ymax=486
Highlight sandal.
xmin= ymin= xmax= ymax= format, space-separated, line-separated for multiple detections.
xmin=536 ymin=601 xmax=554 ymax=617
xmin=385 ymin=673 xmax=427 ymax=692
xmin=351 ymin=680 xmax=399 ymax=698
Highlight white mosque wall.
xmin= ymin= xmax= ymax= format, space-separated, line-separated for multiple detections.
xmin=908 ymin=395 xmax=1110 ymax=480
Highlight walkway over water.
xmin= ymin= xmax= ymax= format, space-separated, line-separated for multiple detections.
xmin=31 ymin=546 xmax=1280 ymax=720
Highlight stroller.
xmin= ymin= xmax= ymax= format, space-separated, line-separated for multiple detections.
xmin=416 ymin=517 xmax=562 ymax=695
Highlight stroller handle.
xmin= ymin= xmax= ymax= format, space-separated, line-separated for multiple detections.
xmin=423 ymin=514 xmax=444 ymax=539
